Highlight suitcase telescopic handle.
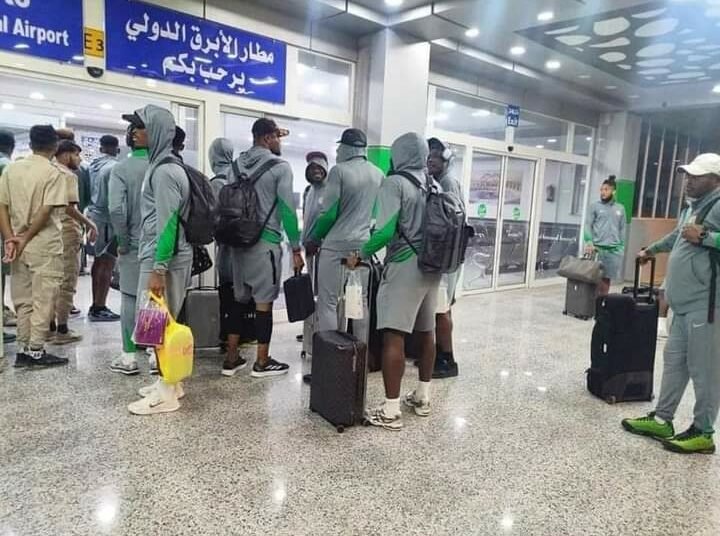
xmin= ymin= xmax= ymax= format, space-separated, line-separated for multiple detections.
xmin=634 ymin=255 xmax=656 ymax=301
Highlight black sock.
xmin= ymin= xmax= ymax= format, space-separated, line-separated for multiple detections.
xmin=57 ymin=324 xmax=68 ymax=334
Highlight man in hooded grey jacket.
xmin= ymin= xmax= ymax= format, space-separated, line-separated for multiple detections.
xmin=126 ymin=105 xmax=192 ymax=416
xmin=108 ymin=120 xmax=150 ymax=376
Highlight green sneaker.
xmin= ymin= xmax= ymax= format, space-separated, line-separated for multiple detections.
xmin=662 ymin=426 xmax=716 ymax=455
xmin=621 ymin=412 xmax=675 ymax=439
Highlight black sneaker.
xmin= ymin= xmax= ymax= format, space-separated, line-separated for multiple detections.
xmin=296 ymin=334 xmax=303 ymax=343
xmin=221 ymin=357 xmax=248 ymax=377
xmin=14 ymin=352 xmax=31 ymax=367
xmin=432 ymin=355 xmax=459 ymax=379
xmin=302 ymin=373 xmax=312 ymax=384
xmin=23 ymin=349 xmax=69 ymax=367
xmin=88 ymin=307 xmax=121 ymax=322
xmin=250 ymin=357 xmax=289 ymax=378
xmin=4 ymin=332 xmax=16 ymax=343
xmin=70 ymin=306 xmax=81 ymax=317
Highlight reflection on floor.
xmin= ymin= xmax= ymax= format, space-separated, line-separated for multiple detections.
xmin=2 ymin=279 xmax=718 ymax=536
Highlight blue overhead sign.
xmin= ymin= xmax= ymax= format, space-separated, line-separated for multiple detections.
xmin=0 ymin=0 xmax=83 ymax=62
xmin=105 ymin=0 xmax=287 ymax=104
xmin=506 ymin=105 xmax=520 ymax=127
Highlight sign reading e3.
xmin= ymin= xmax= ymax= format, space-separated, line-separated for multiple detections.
xmin=84 ymin=27 xmax=105 ymax=58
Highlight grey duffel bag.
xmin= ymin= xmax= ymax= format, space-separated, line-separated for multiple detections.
xmin=558 ymin=255 xmax=604 ymax=284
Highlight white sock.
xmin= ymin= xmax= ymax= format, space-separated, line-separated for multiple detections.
xmin=416 ymin=380 xmax=431 ymax=402
xmin=157 ymin=380 xmax=177 ymax=400
xmin=384 ymin=398 xmax=401 ymax=417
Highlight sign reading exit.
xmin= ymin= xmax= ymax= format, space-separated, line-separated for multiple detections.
xmin=506 ymin=105 xmax=520 ymax=127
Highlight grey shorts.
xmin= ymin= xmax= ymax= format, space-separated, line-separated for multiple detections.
xmin=118 ymin=250 xmax=140 ymax=297
xmin=377 ymin=258 xmax=441 ymax=334
xmin=93 ymin=221 xmax=117 ymax=259
xmin=597 ymin=250 xmax=623 ymax=281
xmin=231 ymin=241 xmax=283 ymax=304
xmin=137 ymin=260 xmax=192 ymax=318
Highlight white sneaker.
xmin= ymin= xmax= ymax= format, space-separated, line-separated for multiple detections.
xmin=364 ymin=404 xmax=403 ymax=431
xmin=657 ymin=318 xmax=669 ymax=339
xmin=110 ymin=353 xmax=139 ymax=375
xmin=403 ymin=390 xmax=431 ymax=417
xmin=138 ymin=379 xmax=185 ymax=399
xmin=128 ymin=387 xmax=180 ymax=415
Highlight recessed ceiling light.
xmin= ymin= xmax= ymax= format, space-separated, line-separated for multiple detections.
xmin=72 ymin=55 xmax=84 ymax=61
xmin=713 ymin=84 xmax=720 ymax=93
xmin=385 ymin=0 xmax=403 ymax=6
xmin=13 ymin=43 xmax=29 ymax=50
xmin=510 ymin=46 xmax=526 ymax=56
xmin=578 ymin=74 xmax=591 ymax=79
xmin=605 ymin=85 xmax=618 ymax=90
xmin=472 ymin=109 xmax=491 ymax=117
xmin=536 ymin=144 xmax=545 ymax=149
xmin=547 ymin=138 xmax=557 ymax=143
xmin=100 ymin=103 xmax=113 ymax=110
xmin=62 ymin=112 xmax=76 ymax=118
xmin=29 ymin=92 xmax=44 ymax=100
xmin=586 ymin=136 xmax=593 ymax=141
xmin=537 ymin=11 xmax=554 ymax=21
xmin=545 ymin=60 xmax=561 ymax=70
xmin=146 ymin=79 xmax=157 ymax=88
xmin=441 ymin=100 xmax=456 ymax=109
xmin=298 ymin=132 xmax=308 ymax=139
xmin=465 ymin=27 xmax=480 ymax=38
xmin=433 ymin=113 xmax=449 ymax=122
xmin=1 ymin=103 xmax=15 ymax=110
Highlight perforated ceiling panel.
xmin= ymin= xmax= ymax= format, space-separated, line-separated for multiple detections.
xmin=517 ymin=1 xmax=720 ymax=87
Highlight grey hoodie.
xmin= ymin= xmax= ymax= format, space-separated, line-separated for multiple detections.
xmin=208 ymin=137 xmax=234 ymax=284
xmin=87 ymin=153 xmax=118 ymax=224
xmin=136 ymin=105 xmax=192 ymax=270
xmin=360 ymin=132 xmax=429 ymax=263
xmin=230 ymin=145 xmax=300 ymax=249
xmin=648 ymin=188 xmax=720 ymax=315
xmin=309 ymin=144 xmax=383 ymax=251
xmin=109 ymin=148 xmax=149 ymax=251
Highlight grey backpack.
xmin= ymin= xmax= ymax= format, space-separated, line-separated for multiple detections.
xmin=395 ymin=171 xmax=472 ymax=274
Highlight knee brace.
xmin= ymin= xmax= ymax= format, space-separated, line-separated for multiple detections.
xmin=254 ymin=310 xmax=273 ymax=344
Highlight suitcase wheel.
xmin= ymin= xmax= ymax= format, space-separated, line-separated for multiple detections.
xmin=562 ymin=310 xmax=567 ymax=316
xmin=336 ymin=425 xmax=345 ymax=434
xmin=300 ymin=351 xmax=307 ymax=359
xmin=605 ymin=395 xmax=617 ymax=405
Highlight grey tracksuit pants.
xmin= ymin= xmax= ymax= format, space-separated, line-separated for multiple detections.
xmin=316 ymin=247 xmax=369 ymax=340
xmin=655 ymin=308 xmax=720 ymax=433
xmin=118 ymin=252 xmax=141 ymax=354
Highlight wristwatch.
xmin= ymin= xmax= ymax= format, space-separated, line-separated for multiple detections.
xmin=700 ymin=230 xmax=709 ymax=241
xmin=152 ymin=268 xmax=168 ymax=276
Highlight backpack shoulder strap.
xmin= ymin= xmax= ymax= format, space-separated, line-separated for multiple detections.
xmin=696 ymin=196 xmax=720 ymax=226
xmin=250 ymin=159 xmax=282 ymax=184
xmin=392 ymin=170 xmax=426 ymax=192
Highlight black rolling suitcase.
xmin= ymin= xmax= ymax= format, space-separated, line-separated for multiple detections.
xmin=183 ymin=287 xmax=221 ymax=349
xmin=347 ymin=257 xmax=383 ymax=372
xmin=587 ymin=258 xmax=658 ymax=404
xmin=310 ymin=261 xmax=373 ymax=433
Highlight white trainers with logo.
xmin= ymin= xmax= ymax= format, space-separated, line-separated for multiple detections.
xmin=403 ymin=390 xmax=431 ymax=417
xmin=364 ymin=404 xmax=403 ymax=431
xmin=110 ymin=353 xmax=139 ymax=375
xmin=128 ymin=382 xmax=181 ymax=415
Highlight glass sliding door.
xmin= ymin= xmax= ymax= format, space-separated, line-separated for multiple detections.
xmin=497 ymin=157 xmax=536 ymax=287
xmin=462 ymin=152 xmax=537 ymax=292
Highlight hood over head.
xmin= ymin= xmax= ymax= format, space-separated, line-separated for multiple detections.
xmin=337 ymin=144 xmax=367 ymax=163
xmin=209 ymin=137 xmax=234 ymax=175
xmin=135 ymin=104 xmax=176 ymax=164
xmin=236 ymin=145 xmax=270 ymax=171
xmin=391 ymin=132 xmax=428 ymax=172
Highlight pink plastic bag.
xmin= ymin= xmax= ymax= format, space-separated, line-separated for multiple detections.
xmin=133 ymin=292 xmax=169 ymax=347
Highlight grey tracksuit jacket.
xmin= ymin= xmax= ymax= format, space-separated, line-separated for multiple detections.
xmin=109 ymin=149 xmax=148 ymax=252
xmin=302 ymin=181 xmax=327 ymax=245
xmin=584 ymin=199 xmax=626 ymax=251
xmin=87 ymin=154 xmax=118 ymax=225
xmin=208 ymin=137 xmax=235 ymax=284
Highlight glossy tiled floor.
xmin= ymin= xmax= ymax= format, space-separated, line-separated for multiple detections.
xmin=1 ymin=278 xmax=718 ymax=536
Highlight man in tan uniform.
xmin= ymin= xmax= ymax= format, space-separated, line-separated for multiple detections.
xmin=0 ymin=125 xmax=69 ymax=367
xmin=51 ymin=140 xmax=97 ymax=344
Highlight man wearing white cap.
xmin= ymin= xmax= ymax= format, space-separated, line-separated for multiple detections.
xmin=622 ymin=153 xmax=720 ymax=455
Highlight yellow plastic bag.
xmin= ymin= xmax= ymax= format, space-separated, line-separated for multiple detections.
xmin=151 ymin=292 xmax=194 ymax=384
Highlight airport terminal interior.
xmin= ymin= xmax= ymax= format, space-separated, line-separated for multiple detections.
xmin=1 ymin=0 xmax=720 ymax=534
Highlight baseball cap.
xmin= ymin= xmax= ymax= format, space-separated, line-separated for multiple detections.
xmin=306 ymin=151 xmax=328 ymax=173
xmin=100 ymin=135 xmax=119 ymax=148
xmin=252 ymin=118 xmax=289 ymax=138
xmin=678 ymin=153 xmax=720 ymax=177
xmin=121 ymin=112 xmax=145 ymax=129
xmin=56 ymin=140 xmax=81 ymax=156
xmin=337 ymin=128 xmax=367 ymax=148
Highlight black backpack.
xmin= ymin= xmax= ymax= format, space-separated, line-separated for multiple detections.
xmin=157 ymin=156 xmax=217 ymax=246
xmin=695 ymin=196 xmax=720 ymax=323
xmin=394 ymin=170 xmax=473 ymax=274
xmin=215 ymin=158 xmax=281 ymax=248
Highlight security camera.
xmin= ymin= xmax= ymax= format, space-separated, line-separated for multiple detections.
xmin=507 ymin=145 xmax=514 ymax=153
xmin=87 ymin=67 xmax=104 ymax=79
